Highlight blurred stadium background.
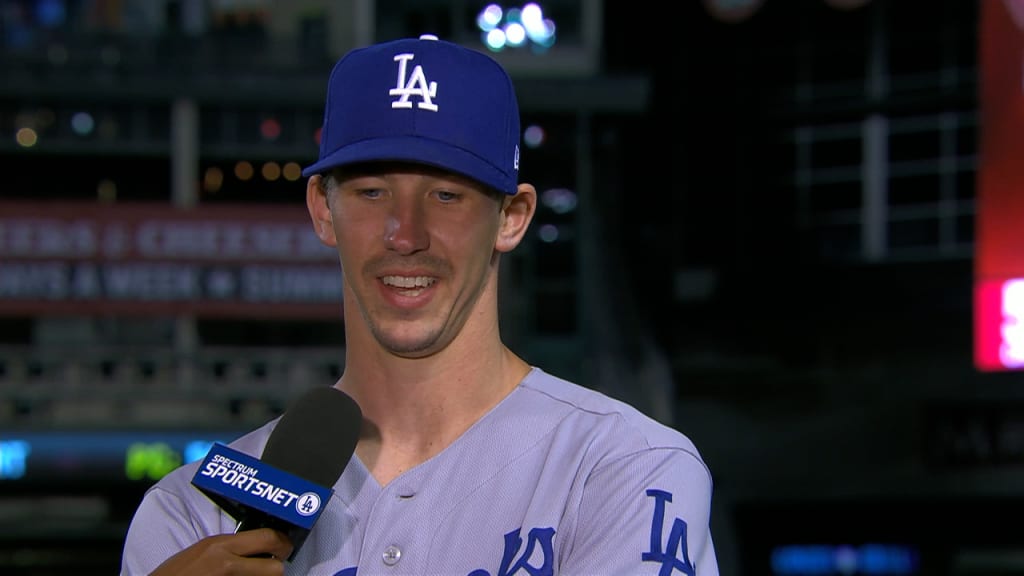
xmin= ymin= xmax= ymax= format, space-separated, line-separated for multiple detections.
xmin=1 ymin=0 xmax=1021 ymax=574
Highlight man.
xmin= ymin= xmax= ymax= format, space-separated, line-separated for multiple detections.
xmin=120 ymin=34 xmax=719 ymax=575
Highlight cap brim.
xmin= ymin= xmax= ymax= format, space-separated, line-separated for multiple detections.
xmin=302 ymin=136 xmax=515 ymax=195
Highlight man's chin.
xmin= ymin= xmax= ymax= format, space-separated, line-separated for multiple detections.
xmin=375 ymin=331 xmax=444 ymax=358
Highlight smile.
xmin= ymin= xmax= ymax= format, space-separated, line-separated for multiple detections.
xmin=381 ymin=275 xmax=437 ymax=296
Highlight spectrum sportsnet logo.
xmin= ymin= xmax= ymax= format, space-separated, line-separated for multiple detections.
xmin=191 ymin=443 xmax=333 ymax=530
xmin=198 ymin=454 xmax=323 ymax=517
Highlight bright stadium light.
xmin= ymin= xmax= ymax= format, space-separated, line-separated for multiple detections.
xmin=476 ymin=3 xmax=557 ymax=52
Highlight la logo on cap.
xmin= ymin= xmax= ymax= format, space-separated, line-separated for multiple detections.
xmin=389 ymin=35 xmax=442 ymax=112
xmin=389 ymin=53 xmax=438 ymax=111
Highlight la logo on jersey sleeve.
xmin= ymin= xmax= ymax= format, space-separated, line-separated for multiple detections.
xmin=643 ymin=489 xmax=696 ymax=576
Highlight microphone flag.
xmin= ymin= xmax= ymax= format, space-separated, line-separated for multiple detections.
xmin=191 ymin=442 xmax=333 ymax=533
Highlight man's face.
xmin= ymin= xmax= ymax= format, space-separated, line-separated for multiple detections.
xmin=319 ymin=163 xmax=506 ymax=358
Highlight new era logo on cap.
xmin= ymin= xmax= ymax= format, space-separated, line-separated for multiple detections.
xmin=302 ymin=34 xmax=522 ymax=195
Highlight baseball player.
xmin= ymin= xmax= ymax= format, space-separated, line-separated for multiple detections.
xmin=120 ymin=34 xmax=719 ymax=575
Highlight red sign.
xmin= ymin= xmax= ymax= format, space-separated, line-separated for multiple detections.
xmin=0 ymin=201 xmax=342 ymax=319
xmin=975 ymin=0 xmax=1024 ymax=371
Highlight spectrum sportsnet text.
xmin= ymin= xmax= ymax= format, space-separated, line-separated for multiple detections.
xmin=199 ymin=457 xmax=300 ymax=508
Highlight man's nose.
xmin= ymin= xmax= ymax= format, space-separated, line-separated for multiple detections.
xmin=384 ymin=198 xmax=429 ymax=254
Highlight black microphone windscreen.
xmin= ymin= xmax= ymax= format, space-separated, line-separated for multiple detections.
xmin=261 ymin=386 xmax=362 ymax=488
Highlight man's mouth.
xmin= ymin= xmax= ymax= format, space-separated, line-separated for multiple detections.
xmin=381 ymin=275 xmax=437 ymax=297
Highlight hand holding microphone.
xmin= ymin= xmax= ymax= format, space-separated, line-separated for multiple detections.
xmin=148 ymin=528 xmax=293 ymax=575
xmin=147 ymin=386 xmax=361 ymax=574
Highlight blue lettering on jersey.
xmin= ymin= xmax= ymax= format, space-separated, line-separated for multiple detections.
xmin=467 ymin=526 xmax=555 ymax=576
xmin=642 ymin=489 xmax=696 ymax=576
xmin=332 ymin=569 xmax=357 ymax=576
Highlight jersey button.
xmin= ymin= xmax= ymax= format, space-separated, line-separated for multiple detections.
xmin=382 ymin=545 xmax=402 ymax=566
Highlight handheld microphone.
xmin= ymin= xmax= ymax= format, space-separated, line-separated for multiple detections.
xmin=191 ymin=386 xmax=362 ymax=560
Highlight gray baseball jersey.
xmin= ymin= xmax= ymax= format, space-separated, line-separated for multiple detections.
xmin=120 ymin=367 xmax=719 ymax=575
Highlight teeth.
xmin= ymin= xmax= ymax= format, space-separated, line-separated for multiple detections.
xmin=382 ymin=275 xmax=435 ymax=289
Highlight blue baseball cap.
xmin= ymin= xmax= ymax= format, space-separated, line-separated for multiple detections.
xmin=302 ymin=34 xmax=522 ymax=195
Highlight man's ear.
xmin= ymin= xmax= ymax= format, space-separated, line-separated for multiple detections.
xmin=495 ymin=183 xmax=537 ymax=253
xmin=306 ymin=175 xmax=337 ymax=247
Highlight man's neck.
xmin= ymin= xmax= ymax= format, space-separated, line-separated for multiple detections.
xmin=338 ymin=341 xmax=530 ymax=486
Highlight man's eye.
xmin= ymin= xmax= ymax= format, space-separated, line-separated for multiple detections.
xmin=359 ymin=188 xmax=383 ymax=199
xmin=436 ymin=190 xmax=459 ymax=202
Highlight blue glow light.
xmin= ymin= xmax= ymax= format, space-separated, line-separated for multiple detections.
xmin=0 ymin=440 xmax=31 ymax=480
xmin=505 ymin=22 xmax=527 ymax=46
xmin=772 ymin=544 xmax=920 ymax=575
xmin=477 ymin=4 xmax=503 ymax=31
xmin=184 ymin=440 xmax=219 ymax=464
xmin=476 ymin=3 xmax=556 ymax=52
